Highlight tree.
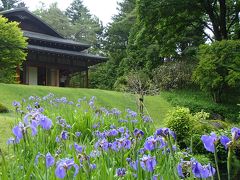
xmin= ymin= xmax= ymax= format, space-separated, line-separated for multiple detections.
xmin=138 ymin=0 xmax=240 ymax=42
xmin=66 ymin=0 xmax=103 ymax=50
xmin=193 ymin=40 xmax=240 ymax=103
xmin=34 ymin=3 xmax=74 ymax=38
xmin=129 ymin=0 xmax=240 ymax=68
xmin=0 ymin=0 xmax=26 ymax=10
xmin=89 ymin=0 xmax=137 ymax=89
xmin=0 ymin=16 xmax=27 ymax=83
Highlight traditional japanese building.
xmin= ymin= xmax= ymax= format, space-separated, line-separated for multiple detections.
xmin=0 ymin=8 xmax=106 ymax=87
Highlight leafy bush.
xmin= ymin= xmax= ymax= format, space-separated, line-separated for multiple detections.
xmin=193 ymin=40 xmax=240 ymax=103
xmin=166 ymin=107 xmax=195 ymax=148
xmin=0 ymin=16 xmax=27 ymax=83
xmin=0 ymin=103 xmax=8 ymax=113
xmin=152 ymin=61 xmax=194 ymax=90
xmin=113 ymin=76 xmax=127 ymax=91
xmin=162 ymin=89 xmax=240 ymax=121
xmin=166 ymin=107 xmax=229 ymax=151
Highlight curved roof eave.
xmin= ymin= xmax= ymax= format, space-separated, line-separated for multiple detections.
xmin=0 ymin=8 xmax=64 ymax=38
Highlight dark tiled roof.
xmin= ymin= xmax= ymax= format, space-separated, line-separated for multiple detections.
xmin=28 ymin=44 xmax=107 ymax=61
xmin=0 ymin=8 xmax=63 ymax=38
xmin=24 ymin=31 xmax=90 ymax=48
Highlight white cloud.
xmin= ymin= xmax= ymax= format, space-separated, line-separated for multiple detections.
xmin=23 ymin=0 xmax=123 ymax=25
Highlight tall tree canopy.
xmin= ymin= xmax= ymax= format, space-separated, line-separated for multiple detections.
xmin=66 ymin=0 xmax=103 ymax=48
xmin=34 ymin=3 xmax=73 ymax=38
xmin=89 ymin=0 xmax=136 ymax=89
xmin=138 ymin=0 xmax=240 ymax=42
xmin=0 ymin=0 xmax=26 ymax=10
xmin=34 ymin=1 xmax=103 ymax=53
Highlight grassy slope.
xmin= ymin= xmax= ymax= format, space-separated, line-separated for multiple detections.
xmin=0 ymin=83 xmax=172 ymax=150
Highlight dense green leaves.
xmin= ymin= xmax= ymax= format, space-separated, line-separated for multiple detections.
xmin=34 ymin=1 xmax=103 ymax=52
xmin=89 ymin=0 xmax=137 ymax=89
xmin=193 ymin=40 xmax=240 ymax=103
xmin=0 ymin=0 xmax=26 ymax=10
xmin=0 ymin=16 xmax=27 ymax=83
xmin=34 ymin=3 xmax=73 ymax=38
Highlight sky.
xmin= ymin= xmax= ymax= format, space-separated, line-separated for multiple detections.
xmin=23 ymin=0 xmax=123 ymax=25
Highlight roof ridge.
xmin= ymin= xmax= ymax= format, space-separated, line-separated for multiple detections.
xmin=0 ymin=8 xmax=64 ymax=38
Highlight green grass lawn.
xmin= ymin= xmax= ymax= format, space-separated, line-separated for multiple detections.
xmin=0 ymin=83 xmax=172 ymax=151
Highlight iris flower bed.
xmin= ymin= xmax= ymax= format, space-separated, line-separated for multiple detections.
xmin=0 ymin=93 xmax=239 ymax=179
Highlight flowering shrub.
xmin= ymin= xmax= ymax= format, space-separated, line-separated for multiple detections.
xmin=1 ymin=93 xmax=234 ymax=179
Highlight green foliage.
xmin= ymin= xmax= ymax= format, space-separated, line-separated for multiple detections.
xmin=0 ymin=16 xmax=27 ymax=83
xmin=34 ymin=3 xmax=74 ymax=38
xmin=165 ymin=107 xmax=230 ymax=151
xmin=152 ymin=61 xmax=194 ymax=90
xmin=162 ymin=89 xmax=240 ymax=121
xmin=166 ymin=107 xmax=195 ymax=148
xmin=113 ymin=76 xmax=127 ymax=92
xmin=89 ymin=62 xmax=118 ymax=89
xmin=66 ymin=0 xmax=103 ymax=50
xmin=90 ymin=0 xmax=136 ymax=89
xmin=136 ymin=0 xmax=204 ymax=60
xmin=34 ymin=1 xmax=103 ymax=53
xmin=193 ymin=40 xmax=240 ymax=103
xmin=0 ymin=0 xmax=25 ymax=10
xmin=0 ymin=103 xmax=8 ymax=113
xmin=123 ymin=19 xmax=163 ymax=73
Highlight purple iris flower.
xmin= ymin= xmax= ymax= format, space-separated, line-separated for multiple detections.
xmin=56 ymin=136 xmax=61 ymax=143
xmin=118 ymin=127 xmax=125 ymax=133
xmin=231 ymin=127 xmax=240 ymax=141
xmin=133 ymin=128 xmax=144 ymax=139
xmin=90 ymin=150 xmax=101 ymax=158
xmin=12 ymin=124 xmax=23 ymax=139
xmin=142 ymin=115 xmax=153 ymax=123
xmin=35 ymin=152 xmax=42 ymax=165
xmin=90 ymin=163 xmax=97 ymax=170
xmin=108 ymin=129 xmax=119 ymax=136
xmin=144 ymin=136 xmax=157 ymax=151
xmin=130 ymin=160 xmax=139 ymax=171
xmin=118 ymin=119 xmax=128 ymax=123
xmin=55 ymin=158 xmax=79 ymax=179
xmin=46 ymin=152 xmax=55 ymax=168
xmin=201 ymin=132 xmax=218 ymax=153
xmin=177 ymin=162 xmax=184 ymax=178
xmin=111 ymin=137 xmax=131 ymax=151
xmin=192 ymin=161 xmax=216 ymax=178
xmin=74 ymin=143 xmax=83 ymax=153
xmin=220 ymin=136 xmax=231 ymax=149
xmin=31 ymin=125 xmax=37 ymax=136
xmin=139 ymin=148 xmax=145 ymax=154
xmin=12 ymin=101 xmax=20 ymax=107
xmin=155 ymin=128 xmax=176 ymax=140
xmin=75 ymin=132 xmax=81 ymax=137
xmin=126 ymin=109 xmax=137 ymax=118
xmin=7 ymin=137 xmax=20 ymax=145
xmin=116 ymin=168 xmax=126 ymax=177
xmin=140 ymin=155 xmax=157 ymax=172
xmin=95 ymin=139 xmax=109 ymax=151
xmin=61 ymin=131 xmax=68 ymax=140
xmin=39 ymin=115 xmax=52 ymax=130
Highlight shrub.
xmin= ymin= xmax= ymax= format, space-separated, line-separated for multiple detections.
xmin=113 ymin=76 xmax=127 ymax=92
xmin=162 ymin=90 xmax=240 ymax=121
xmin=193 ymin=40 xmax=240 ymax=103
xmin=166 ymin=107 xmax=195 ymax=148
xmin=152 ymin=61 xmax=194 ymax=90
xmin=0 ymin=16 xmax=27 ymax=83
xmin=0 ymin=103 xmax=8 ymax=113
